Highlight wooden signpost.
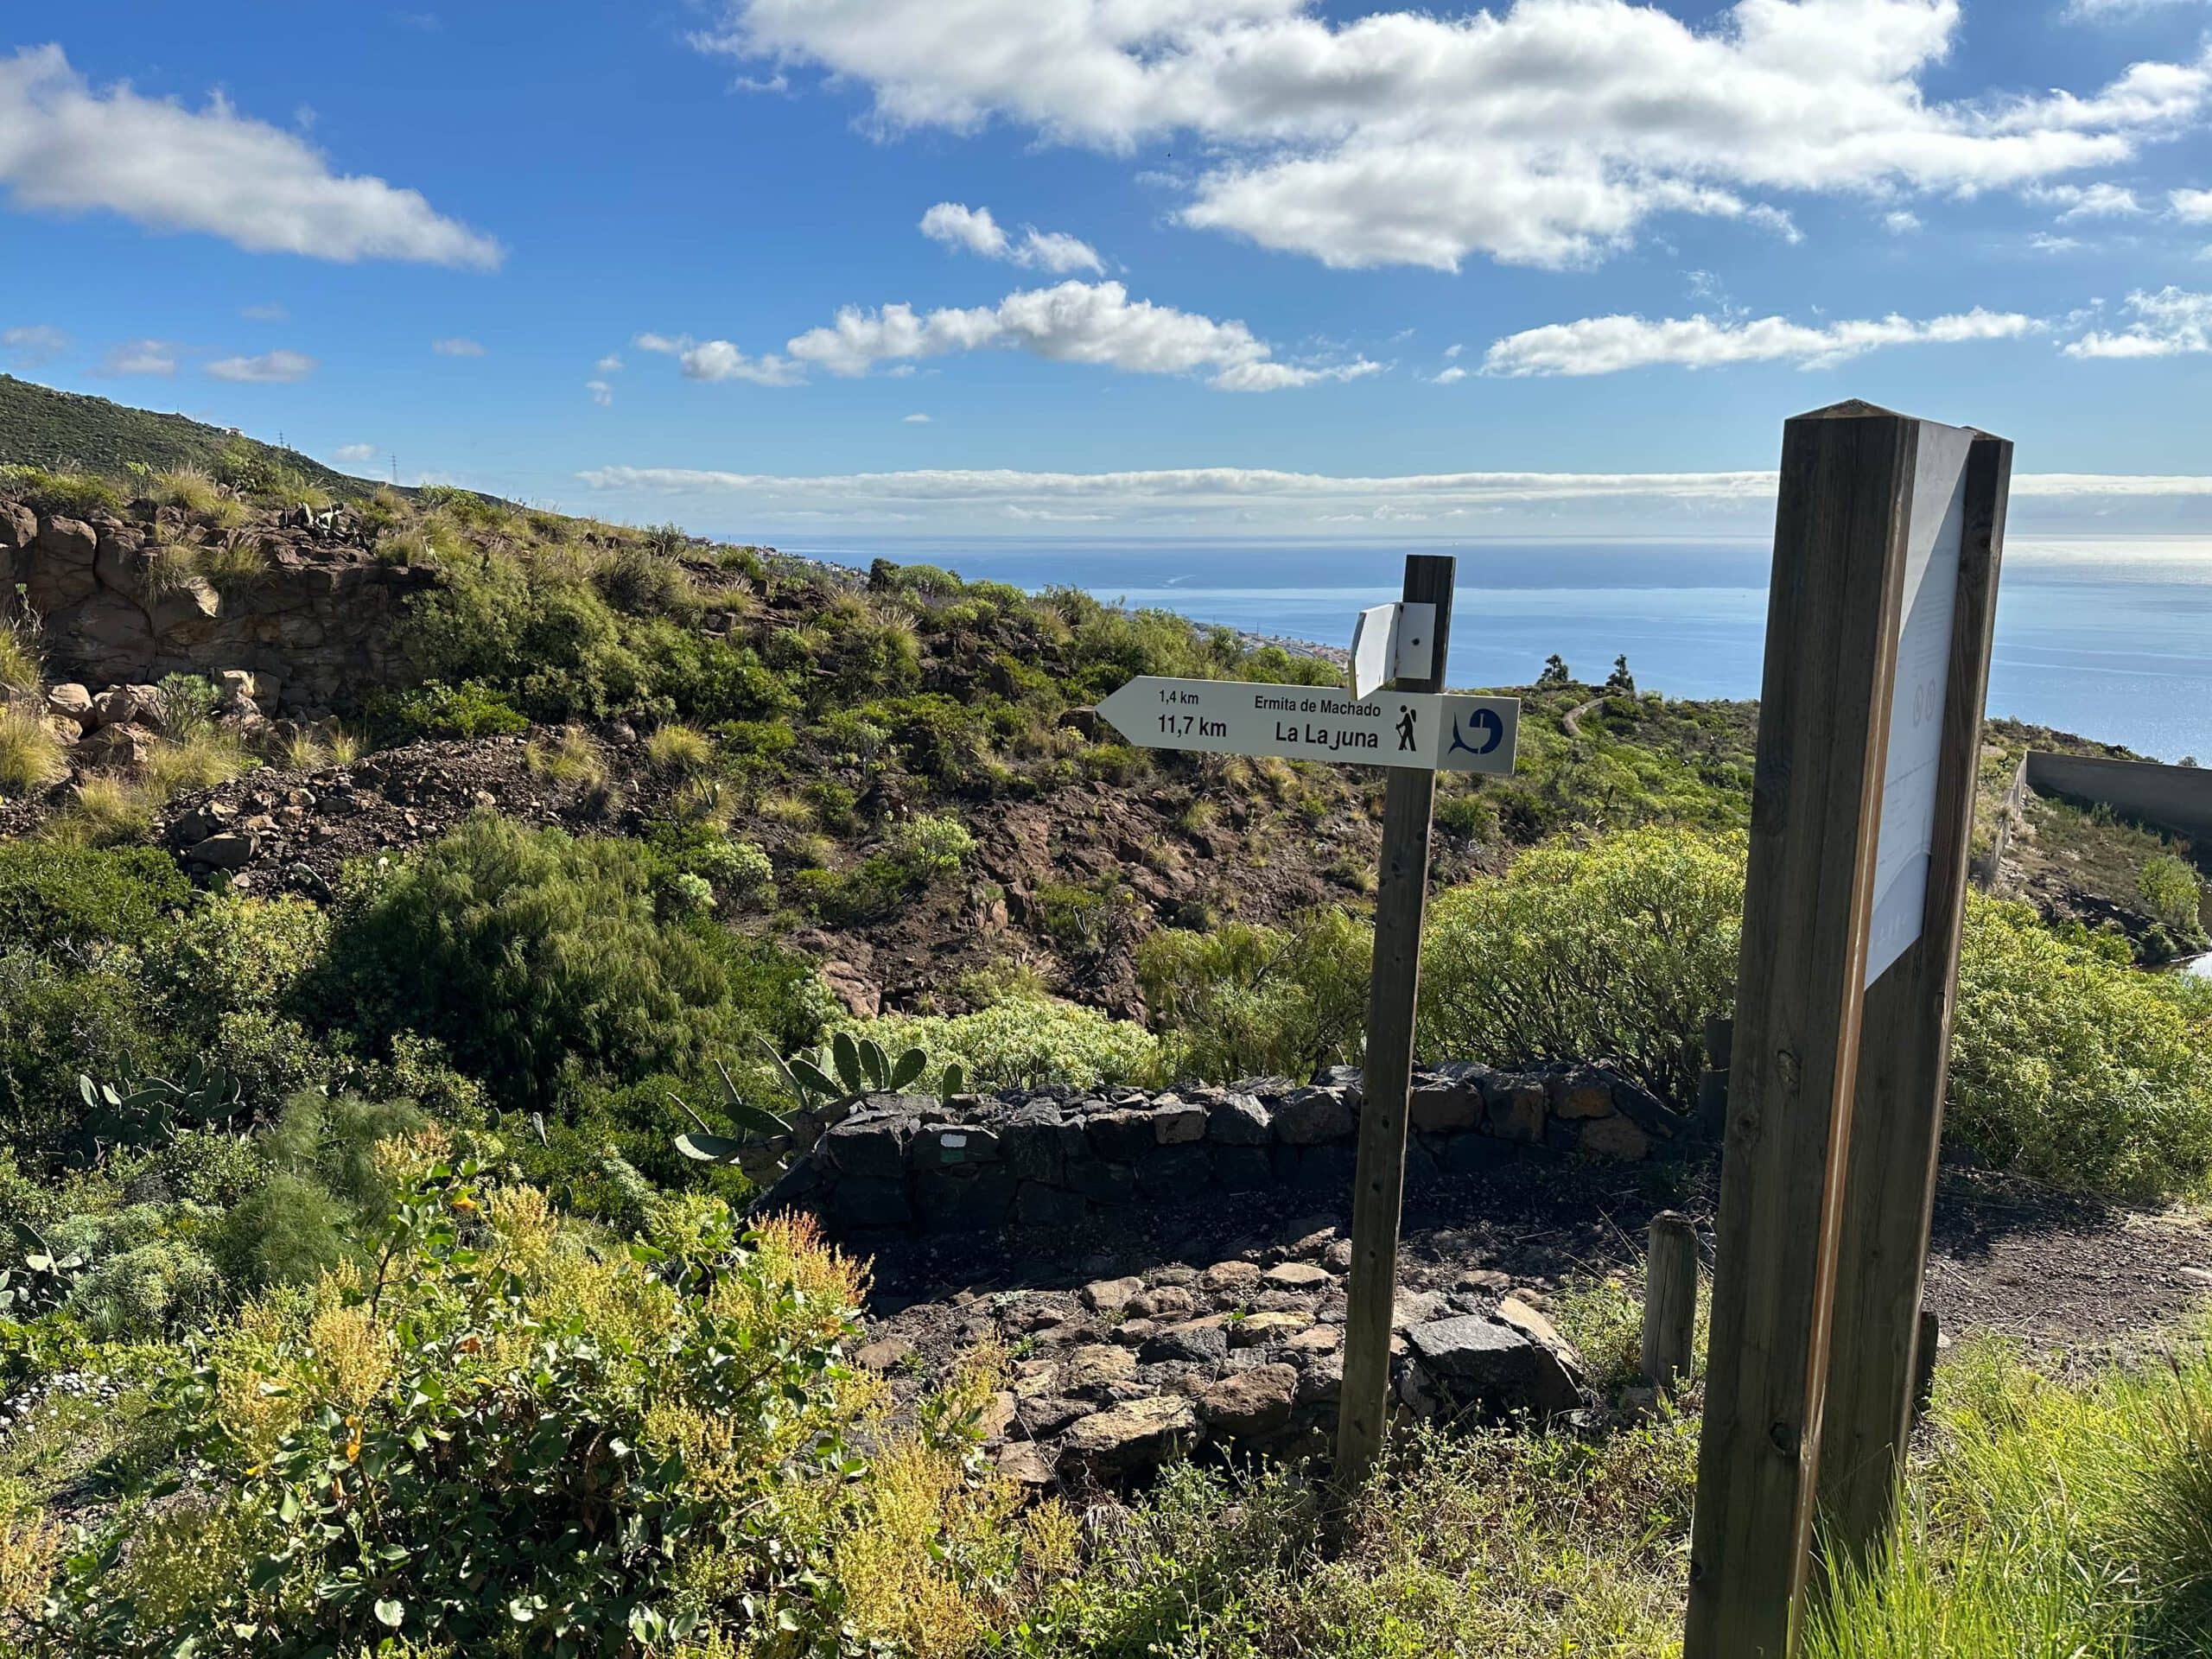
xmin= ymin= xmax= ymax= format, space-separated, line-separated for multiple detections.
xmin=1683 ymin=403 xmax=2012 ymax=1657
xmin=1099 ymin=553 xmax=1509 ymax=1485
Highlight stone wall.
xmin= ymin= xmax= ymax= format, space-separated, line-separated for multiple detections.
xmin=760 ymin=1060 xmax=1688 ymax=1234
xmin=1 ymin=499 xmax=433 ymax=714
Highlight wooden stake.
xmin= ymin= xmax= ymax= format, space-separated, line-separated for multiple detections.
xmin=1643 ymin=1211 xmax=1699 ymax=1395
xmin=1684 ymin=404 xmax=1916 ymax=1659
xmin=1334 ymin=552 xmax=1456 ymax=1489
xmin=1816 ymin=432 xmax=2011 ymax=1564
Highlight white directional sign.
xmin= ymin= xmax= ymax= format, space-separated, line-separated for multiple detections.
xmin=1096 ymin=676 xmax=1519 ymax=774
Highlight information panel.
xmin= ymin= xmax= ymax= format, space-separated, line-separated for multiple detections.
xmin=1864 ymin=422 xmax=1974 ymax=986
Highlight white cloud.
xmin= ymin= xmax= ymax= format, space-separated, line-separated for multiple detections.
xmin=575 ymin=459 xmax=2212 ymax=541
xmin=1432 ymin=365 xmax=1468 ymax=384
xmin=2030 ymin=232 xmax=2087 ymax=253
xmin=205 ymin=348 xmax=316 ymax=383
xmin=2172 ymin=188 xmax=2212 ymax=223
xmin=757 ymin=278 xmax=1371 ymax=390
xmin=2064 ymin=0 xmax=2209 ymax=17
xmin=702 ymin=0 xmax=2212 ymax=271
xmin=2065 ymin=286 xmax=2212 ymax=357
xmin=1 ymin=323 xmax=67 ymax=367
xmin=586 ymin=378 xmax=614 ymax=406
xmin=633 ymin=330 xmax=802 ymax=384
xmin=594 ymin=352 xmax=625 ymax=372
xmin=903 ymin=411 xmax=931 ymax=422
xmin=2037 ymin=181 xmax=2148 ymax=219
xmin=0 ymin=45 xmax=501 ymax=268
xmin=1443 ymin=343 xmax=1464 ymax=359
xmin=431 ymin=336 xmax=486 ymax=356
xmin=1884 ymin=210 xmax=1922 ymax=234
xmin=1483 ymin=307 xmax=2039 ymax=377
xmin=101 ymin=338 xmax=176 ymax=376
xmin=920 ymin=201 xmax=1106 ymax=273
xmin=332 ymin=442 xmax=378 ymax=465
xmin=241 ymin=302 xmax=289 ymax=321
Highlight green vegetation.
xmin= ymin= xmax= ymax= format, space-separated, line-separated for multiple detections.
xmin=1810 ymin=1316 xmax=2212 ymax=1657
xmin=0 ymin=375 xmax=369 ymax=499
xmin=1140 ymin=909 xmax=1372 ymax=1081
xmin=1421 ymin=826 xmax=1746 ymax=1103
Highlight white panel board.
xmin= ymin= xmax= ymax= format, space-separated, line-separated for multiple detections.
xmin=1864 ymin=422 xmax=1974 ymax=987
xmin=1096 ymin=676 xmax=1519 ymax=775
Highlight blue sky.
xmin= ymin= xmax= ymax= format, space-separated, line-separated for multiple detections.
xmin=5 ymin=0 xmax=2212 ymax=543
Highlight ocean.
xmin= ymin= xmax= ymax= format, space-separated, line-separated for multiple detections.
xmin=785 ymin=538 xmax=2212 ymax=763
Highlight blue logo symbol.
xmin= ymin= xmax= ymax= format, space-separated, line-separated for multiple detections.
xmin=1448 ymin=708 xmax=1503 ymax=758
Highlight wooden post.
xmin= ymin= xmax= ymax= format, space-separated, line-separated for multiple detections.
xmin=1642 ymin=1211 xmax=1699 ymax=1394
xmin=1815 ymin=433 xmax=2008 ymax=1567
xmin=1334 ymin=552 xmax=1456 ymax=1488
xmin=1684 ymin=404 xmax=1919 ymax=1659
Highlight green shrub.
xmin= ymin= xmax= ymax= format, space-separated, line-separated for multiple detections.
xmin=891 ymin=812 xmax=977 ymax=877
xmin=365 ymin=679 xmax=530 ymax=741
xmin=643 ymin=721 xmax=714 ymax=775
xmin=1948 ymin=894 xmax=2212 ymax=1197
xmin=0 ymin=464 xmax=124 ymax=518
xmin=318 ymin=816 xmax=752 ymax=1114
xmin=1421 ymin=826 xmax=1745 ymax=1102
xmin=62 ymin=1236 xmax=221 ymax=1339
xmin=2139 ymin=853 xmax=2206 ymax=939
xmin=1141 ymin=908 xmax=1373 ymax=1082
xmin=0 ymin=842 xmax=188 ymax=954
xmin=0 ymin=616 xmax=40 ymax=699
xmin=138 ymin=893 xmax=329 ymax=1042
xmin=837 ymin=995 xmax=1161 ymax=1091
xmin=0 ymin=704 xmax=67 ymax=798
xmin=54 ymin=1171 xmax=882 ymax=1656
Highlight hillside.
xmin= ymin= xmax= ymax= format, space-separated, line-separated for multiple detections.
xmin=0 ymin=373 xmax=374 ymax=499
xmin=1 ymin=399 xmax=2209 ymax=1656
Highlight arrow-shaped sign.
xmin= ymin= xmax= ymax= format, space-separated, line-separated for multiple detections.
xmin=1096 ymin=677 xmax=1519 ymax=775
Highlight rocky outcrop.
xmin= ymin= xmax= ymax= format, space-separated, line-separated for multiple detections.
xmin=0 ymin=498 xmax=434 ymax=713
xmin=761 ymin=1062 xmax=1687 ymax=1235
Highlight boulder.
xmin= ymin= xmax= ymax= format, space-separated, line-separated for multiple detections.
xmin=1085 ymin=1108 xmax=1157 ymax=1164
xmin=823 ymin=1115 xmax=910 ymax=1180
xmin=1262 ymin=1262 xmax=1332 ymax=1293
xmin=170 ymin=799 xmax=237 ymax=847
xmin=1138 ymin=1318 xmax=1230 ymax=1365
xmin=35 ymin=515 xmax=96 ymax=565
xmin=1485 ymin=1077 xmax=1548 ymax=1144
xmin=1273 ymin=1085 xmax=1354 ymax=1145
xmin=1081 ymin=1276 xmax=1147 ymax=1314
xmin=1058 ymin=1394 xmax=1198 ymax=1475
xmin=1229 ymin=1310 xmax=1313 ymax=1348
xmin=43 ymin=683 xmax=93 ymax=728
xmin=1205 ymin=1093 xmax=1272 ymax=1145
xmin=0 ymin=501 xmax=35 ymax=551
xmin=1198 ymin=1364 xmax=1299 ymax=1438
xmin=1409 ymin=1067 xmax=1483 ymax=1133
xmin=1402 ymin=1313 xmax=1587 ymax=1420
xmin=854 ymin=1338 xmax=914 ymax=1372
xmin=74 ymin=722 xmax=156 ymax=767
xmin=1578 ymin=1114 xmax=1652 ymax=1160
xmin=995 ymin=1442 xmax=1056 ymax=1487
xmin=1201 ymin=1260 xmax=1262 ymax=1297
xmin=1153 ymin=1099 xmax=1208 ymax=1145
xmin=1549 ymin=1066 xmax=1616 ymax=1120
xmin=180 ymin=831 xmax=257 ymax=870
xmin=1061 ymin=1344 xmax=1139 ymax=1397
xmin=89 ymin=686 xmax=147 ymax=728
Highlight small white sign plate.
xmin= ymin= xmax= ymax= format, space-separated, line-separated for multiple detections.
xmin=1096 ymin=676 xmax=1519 ymax=774
xmin=1864 ymin=421 xmax=1974 ymax=987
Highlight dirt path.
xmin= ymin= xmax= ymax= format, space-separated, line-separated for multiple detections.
xmin=1560 ymin=696 xmax=1608 ymax=737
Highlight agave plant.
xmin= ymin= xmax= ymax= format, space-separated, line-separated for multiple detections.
xmin=0 ymin=1222 xmax=86 ymax=1318
xmin=78 ymin=1056 xmax=244 ymax=1154
xmin=671 ymin=1034 xmax=967 ymax=1169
